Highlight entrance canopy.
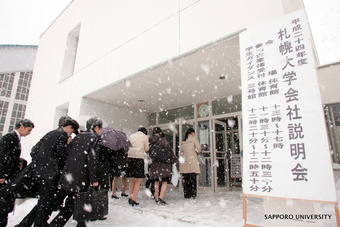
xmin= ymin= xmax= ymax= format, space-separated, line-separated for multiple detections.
xmin=86 ymin=36 xmax=241 ymax=113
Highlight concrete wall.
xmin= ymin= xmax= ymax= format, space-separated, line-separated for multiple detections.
xmin=24 ymin=0 xmax=288 ymax=157
xmin=79 ymin=98 xmax=148 ymax=137
xmin=317 ymin=63 xmax=340 ymax=104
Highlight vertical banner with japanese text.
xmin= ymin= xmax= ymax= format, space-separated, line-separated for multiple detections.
xmin=240 ymin=10 xmax=336 ymax=202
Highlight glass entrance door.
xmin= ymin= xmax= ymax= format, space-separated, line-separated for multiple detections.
xmin=150 ymin=115 xmax=241 ymax=193
xmin=197 ymin=120 xmax=211 ymax=190
xmin=213 ymin=119 xmax=229 ymax=192
xmin=196 ymin=119 xmax=230 ymax=192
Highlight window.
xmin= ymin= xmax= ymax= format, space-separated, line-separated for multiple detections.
xmin=158 ymin=105 xmax=194 ymax=124
xmin=61 ymin=24 xmax=81 ymax=80
xmin=0 ymin=73 xmax=15 ymax=98
xmin=148 ymin=112 xmax=157 ymax=125
xmin=16 ymin=71 xmax=32 ymax=101
xmin=212 ymin=94 xmax=242 ymax=115
xmin=8 ymin=103 xmax=26 ymax=132
xmin=325 ymin=103 xmax=340 ymax=164
xmin=0 ymin=101 xmax=9 ymax=136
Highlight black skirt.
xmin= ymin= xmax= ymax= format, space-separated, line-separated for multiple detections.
xmin=126 ymin=158 xmax=145 ymax=178
xmin=112 ymin=149 xmax=127 ymax=177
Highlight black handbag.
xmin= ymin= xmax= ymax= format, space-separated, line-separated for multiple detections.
xmin=73 ymin=187 xmax=108 ymax=222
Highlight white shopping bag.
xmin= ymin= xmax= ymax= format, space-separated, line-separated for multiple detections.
xmin=171 ymin=163 xmax=180 ymax=187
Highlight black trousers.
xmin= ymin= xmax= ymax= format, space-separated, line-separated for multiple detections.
xmin=15 ymin=178 xmax=57 ymax=227
xmin=0 ymin=182 xmax=15 ymax=227
xmin=15 ymin=188 xmax=68 ymax=227
xmin=49 ymin=192 xmax=75 ymax=227
xmin=49 ymin=191 xmax=87 ymax=227
xmin=16 ymin=190 xmax=86 ymax=227
xmin=16 ymin=205 xmax=37 ymax=227
xmin=0 ymin=213 xmax=8 ymax=227
xmin=182 ymin=173 xmax=197 ymax=199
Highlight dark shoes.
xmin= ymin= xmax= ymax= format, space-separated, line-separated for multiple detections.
xmin=128 ymin=198 xmax=139 ymax=206
xmin=111 ymin=194 xmax=119 ymax=199
xmin=156 ymin=198 xmax=167 ymax=205
xmin=184 ymin=194 xmax=197 ymax=199
xmin=112 ymin=193 xmax=128 ymax=199
xmin=90 ymin=217 xmax=107 ymax=221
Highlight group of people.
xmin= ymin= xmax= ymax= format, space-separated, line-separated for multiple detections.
xmin=0 ymin=116 xmax=203 ymax=227
xmin=123 ymin=126 xmax=202 ymax=206
xmin=0 ymin=116 xmax=104 ymax=227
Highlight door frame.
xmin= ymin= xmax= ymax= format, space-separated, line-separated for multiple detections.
xmin=209 ymin=112 xmax=243 ymax=192
xmin=212 ymin=119 xmax=230 ymax=192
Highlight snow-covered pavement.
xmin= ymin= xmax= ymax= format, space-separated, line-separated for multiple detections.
xmin=8 ymin=186 xmax=255 ymax=227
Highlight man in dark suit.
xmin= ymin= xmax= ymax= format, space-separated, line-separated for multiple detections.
xmin=13 ymin=117 xmax=79 ymax=227
xmin=0 ymin=119 xmax=35 ymax=227
xmin=24 ymin=117 xmax=79 ymax=227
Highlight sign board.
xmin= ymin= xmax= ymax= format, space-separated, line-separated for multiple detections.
xmin=240 ymin=9 xmax=336 ymax=202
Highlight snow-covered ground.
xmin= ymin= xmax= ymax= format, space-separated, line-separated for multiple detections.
xmin=7 ymin=186 xmax=255 ymax=227
xmin=7 ymin=179 xmax=340 ymax=227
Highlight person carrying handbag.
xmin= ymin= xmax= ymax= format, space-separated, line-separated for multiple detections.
xmin=49 ymin=117 xmax=104 ymax=227
xmin=149 ymin=127 xmax=177 ymax=205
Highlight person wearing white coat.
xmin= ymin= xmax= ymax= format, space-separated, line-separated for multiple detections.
xmin=179 ymin=128 xmax=201 ymax=199
xmin=126 ymin=127 xmax=150 ymax=206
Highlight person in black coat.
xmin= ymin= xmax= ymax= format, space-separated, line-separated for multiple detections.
xmin=15 ymin=117 xmax=79 ymax=227
xmin=97 ymin=144 xmax=115 ymax=192
xmin=149 ymin=127 xmax=177 ymax=205
xmin=49 ymin=117 xmax=103 ymax=227
xmin=110 ymin=147 xmax=128 ymax=199
xmin=0 ymin=119 xmax=34 ymax=226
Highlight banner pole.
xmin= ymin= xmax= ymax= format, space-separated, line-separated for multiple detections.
xmin=243 ymin=195 xmax=247 ymax=227
xmin=335 ymin=204 xmax=340 ymax=227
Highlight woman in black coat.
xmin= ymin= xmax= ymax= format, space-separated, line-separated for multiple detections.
xmin=149 ymin=127 xmax=177 ymax=205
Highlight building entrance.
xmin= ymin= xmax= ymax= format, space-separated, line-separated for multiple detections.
xmin=196 ymin=116 xmax=242 ymax=192
xmin=150 ymin=114 xmax=242 ymax=193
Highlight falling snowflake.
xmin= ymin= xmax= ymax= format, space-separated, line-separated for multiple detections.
xmin=227 ymin=95 xmax=233 ymax=103
xmin=144 ymin=188 xmax=152 ymax=198
xmin=83 ymin=203 xmax=93 ymax=212
xmin=178 ymin=156 xmax=185 ymax=164
xmin=228 ymin=119 xmax=235 ymax=128
xmin=125 ymin=80 xmax=131 ymax=88
xmin=201 ymin=64 xmax=210 ymax=75
xmin=65 ymin=173 xmax=74 ymax=183
xmin=168 ymin=122 xmax=178 ymax=133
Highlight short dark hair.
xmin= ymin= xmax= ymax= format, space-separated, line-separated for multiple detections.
xmin=138 ymin=127 xmax=148 ymax=135
xmin=58 ymin=116 xmax=72 ymax=127
xmin=184 ymin=127 xmax=195 ymax=141
xmin=15 ymin=119 xmax=35 ymax=129
xmin=61 ymin=118 xmax=79 ymax=134
xmin=86 ymin=117 xmax=103 ymax=131
xmin=152 ymin=127 xmax=162 ymax=135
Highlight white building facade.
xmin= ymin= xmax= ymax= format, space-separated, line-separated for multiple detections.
xmin=0 ymin=45 xmax=37 ymax=136
xmin=24 ymin=0 xmax=340 ymax=197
